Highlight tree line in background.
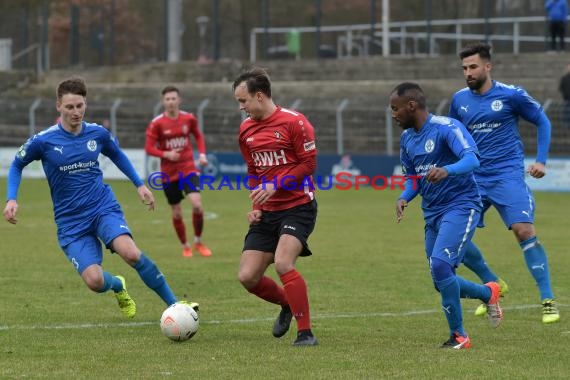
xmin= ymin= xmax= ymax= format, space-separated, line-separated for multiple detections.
xmin=0 ymin=0 xmax=547 ymax=69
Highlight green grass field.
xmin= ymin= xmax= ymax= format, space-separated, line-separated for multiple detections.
xmin=0 ymin=178 xmax=568 ymax=379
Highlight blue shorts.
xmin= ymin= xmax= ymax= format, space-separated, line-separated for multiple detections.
xmin=425 ymin=207 xmax=480 ymax=268
xmin=477 ymin=177 xmax=535 ymax=229
xmin=61 ymin=209 xmax=131 ymax=274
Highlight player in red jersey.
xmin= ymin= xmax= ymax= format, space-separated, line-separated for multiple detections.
xmin=145 ymin=86 xmax=212 ymax=258
xmin=233 ymin=68 xmax=318 ymax=346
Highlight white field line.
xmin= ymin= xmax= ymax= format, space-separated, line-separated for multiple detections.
xmin=0 ymin=303 xmax=559 ymax=331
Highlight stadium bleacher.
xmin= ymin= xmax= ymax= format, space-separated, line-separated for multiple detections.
xmin=1 ymin=53 xmax=569 ymax=156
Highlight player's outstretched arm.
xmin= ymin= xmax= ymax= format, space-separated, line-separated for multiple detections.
xmin=3 ymin=200 xmax=18 ymax=224
xmin=137 ymin=185 xmax=155 ymax=211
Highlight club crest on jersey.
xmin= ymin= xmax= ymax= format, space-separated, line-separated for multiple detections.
xmin=87 ymin=140 xmax=97 ymax=152
xmin=491 ymin=100 xmax=503 ymax=111
xmin=182 ymin=125 xmax=189 ymax=134
xmin=424 ymin=139 xmax=435 ymax=153
xmin=274 ymin=131 xmax=281 ymax=139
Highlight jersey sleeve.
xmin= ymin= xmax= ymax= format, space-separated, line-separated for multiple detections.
xmin=511 ymin=87 xmax=543 ymax=125
xmin=399 ymin=136 xmax=415 ymax=176
xmin=189 ymin=116 xmax=206 ymax=154
xmin=145 ymin=120 xmax=164 ymax=158
xmin=100 ymin=129 xmax=144 ymax=187
xmin=276 ymin=114 xmax=317 ymax=188
xmin=238 ymin=128 xmax=260 ymax=187
xmin=238 ymin=127 xmax=262 ymax=211
xmin=511 ymin=88 xmax=551 ymax=164
xmin=6 ymin=136 xmax=44 ymax=200
xmin=442 ymin=119 xmax=479 ymax=159
xmin=398 ymin=136 xmax=420 ymax=202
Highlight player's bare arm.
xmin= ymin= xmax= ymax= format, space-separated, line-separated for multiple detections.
xmin=3 ymin=200 xmax=18 ymax=224
xmin=250 ymin=182 xmax=276 ymax=205
xmin=137 ymin=185 xmax=155 ymax=211
xmin=395 ymin=199 xmax=407 ymax=223
xmin=527 ymin=162 xmax=546 ymax=179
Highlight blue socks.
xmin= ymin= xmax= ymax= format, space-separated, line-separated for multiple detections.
xmin=521 ymin=237 xmax=554 ymax=300
xmin=134 ymin=253 xmax=177 ymax=305
xmin=456 ymin=276 xmax=492 ymax=303
xmin=431 ymin=258 xmax=465 ymax=336
xmin=435 ymin=276 xmax=465 ymax=337
xmin=97 ymin=271 xmax=123 ymax=293
xmin=462 ymin=241 xmax=499 ymax=283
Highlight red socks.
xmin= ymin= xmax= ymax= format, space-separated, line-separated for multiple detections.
xmin=280 ymin=269 xmax=311 ymax=331
xmin=173 ymin=212 xmax=204 ymax=245
xmin=248 ymin=276 xmax=288 ymax=306
xmin=192 ymin=211 xmax=204 ymax=238
xmin=172 ymin=217 xmax=187 ymax=245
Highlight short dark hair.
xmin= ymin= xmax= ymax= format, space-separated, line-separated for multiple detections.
xmin=57 ymin=77 xmax=87 ymax=100
xmin=391 ymin=82 xmax=426 ymax=109
xmin=161 ymin=85 xmax=180 ymax=96
xmin=459 ymin=42 xmax=492 ymax=61
xmin=232 ymin=67 xmax=272 ymax=98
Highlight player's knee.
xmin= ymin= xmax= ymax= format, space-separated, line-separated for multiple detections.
xmin=123 ymin=250 xmax=142 ymax=266
xmin=83 ymin=274 xmax=104 ymax=292
xmin=512 ymin=223 xmax=535 ymax=242
xmin=274 ymin=259 xmax=294 ymax=276
xmin=238 ymin=269 xmax=260 ymax=290
xmin=430 ymin=257 xmax=454 ymax=282
xmin=170 ymin=203 xmax=183 ymax=219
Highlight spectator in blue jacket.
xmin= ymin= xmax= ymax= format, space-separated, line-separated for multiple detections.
xmin=546 ymin=0 xmax=569 ymax=51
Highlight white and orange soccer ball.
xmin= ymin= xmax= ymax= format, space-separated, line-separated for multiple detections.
xmin=160 ymin=302 xmax=199 ymax=342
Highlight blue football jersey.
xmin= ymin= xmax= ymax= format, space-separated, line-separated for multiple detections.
xmin=449 ymin=80 xmax=544 ymax=182
xmin=400 ymin=114 xmax=481 ymax=222
xmin=8 ymin=122 xmax=143 ymax=246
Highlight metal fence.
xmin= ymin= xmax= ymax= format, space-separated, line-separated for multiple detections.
xmin=2 ymin=96 xmax=569 ymax=158
xmin=250 ymin=15 xmax=557 ymax=62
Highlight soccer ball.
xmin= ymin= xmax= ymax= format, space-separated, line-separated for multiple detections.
xmin=160 ymin=303 xmax=199 ymax=342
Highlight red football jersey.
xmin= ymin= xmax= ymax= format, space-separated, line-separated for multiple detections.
xmin=145 ymin=111 xmax=206 ymax=179
xmin=238 ymin=106 xmax=317 ymax=211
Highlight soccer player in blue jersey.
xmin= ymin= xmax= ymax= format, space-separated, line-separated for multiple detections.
xmin=3 ymin=77 xmax=197 ymax=319
xmin=391 ymin=82 xmax=503 ymax=349
xmin=449 ymin=42 xmax=560 ymax=324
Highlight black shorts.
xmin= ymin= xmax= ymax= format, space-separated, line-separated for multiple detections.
xmin=163 ymin=176 xmax=200 ymax=205
xmin=243 ymin=199 xmax=317 ymax=257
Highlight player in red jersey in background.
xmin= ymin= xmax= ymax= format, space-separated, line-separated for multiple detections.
xmin=145 ymin=86 xmax=212 ymax=258
xmin=233 ymin=68 xmax=319 ymax=346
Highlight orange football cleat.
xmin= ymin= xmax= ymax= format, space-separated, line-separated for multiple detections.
xmin=193 ymin=242 xmax=212 ymax=257
xmin=182 ymin=247 xmax=193 ymax=258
